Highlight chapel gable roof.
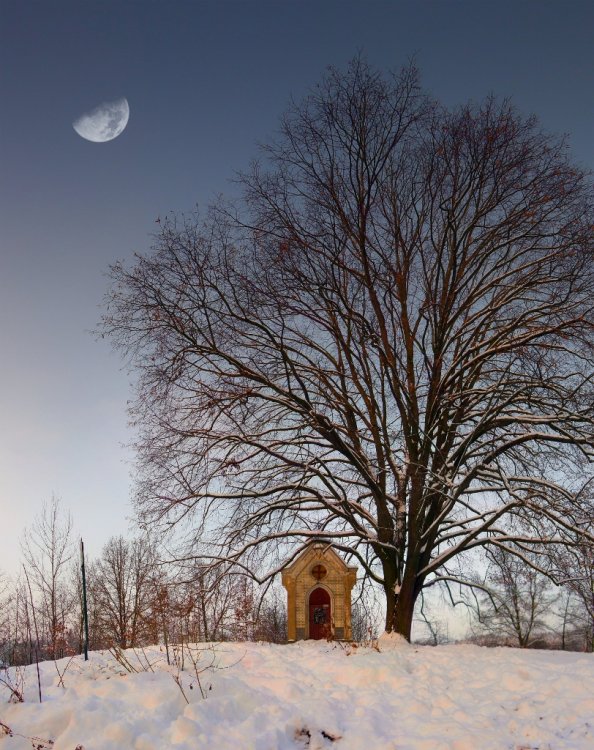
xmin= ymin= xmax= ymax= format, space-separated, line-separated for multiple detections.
xmin=281 ymin=543 xmax=357 ymax=580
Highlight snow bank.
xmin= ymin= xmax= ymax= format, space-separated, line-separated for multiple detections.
xmin=376 ymin=631 xmax=411 ymax=650
xmin=1 ymin=640 xmax=593 ymax=749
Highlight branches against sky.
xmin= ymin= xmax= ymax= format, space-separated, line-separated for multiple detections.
xmin=103 ymin=58 xmax=594 ymax=638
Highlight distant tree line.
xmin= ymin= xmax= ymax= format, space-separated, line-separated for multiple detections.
xmin=0 ymin=498 xmax=287 ymax=668
xmin=413 ymin=542 xmax=594 ymax=651
xmin=1 ymin=497 xmax=593 ymax=669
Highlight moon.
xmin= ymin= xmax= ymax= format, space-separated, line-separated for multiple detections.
xmin=73 ymin=97 xmax=129 ymax=142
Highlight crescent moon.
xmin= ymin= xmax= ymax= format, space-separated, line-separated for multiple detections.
xmin=73 ymin=98 xmax=130 ymax=143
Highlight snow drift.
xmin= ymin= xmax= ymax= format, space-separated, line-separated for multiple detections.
xmin=1 ymin=640 xmax=592 ymax=749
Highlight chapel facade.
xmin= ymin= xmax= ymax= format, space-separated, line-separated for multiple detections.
xmin=281 ymin=544 xmax=357 ymax=641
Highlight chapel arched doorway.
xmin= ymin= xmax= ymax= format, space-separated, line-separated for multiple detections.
xmin=309 ymin=587 xmax=331 ymax=639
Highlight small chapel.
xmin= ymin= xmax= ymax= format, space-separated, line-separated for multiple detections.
xmin=281 ymin=544 xmax=357 ymax=641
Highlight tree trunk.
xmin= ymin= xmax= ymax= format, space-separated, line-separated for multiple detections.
xmin=200 ymin=588 xmax=209 ymax=642
xmin=384 ymin=577 xmax=421 ymax=640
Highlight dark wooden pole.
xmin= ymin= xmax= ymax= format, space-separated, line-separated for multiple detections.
xmin=80 ymin=539 xmax=89 ymax=661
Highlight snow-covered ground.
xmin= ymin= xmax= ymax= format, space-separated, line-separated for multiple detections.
xmin=1 ymin=635 xmax=593 ymax=749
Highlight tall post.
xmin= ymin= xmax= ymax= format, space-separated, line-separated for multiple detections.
xmin=80 ymin=538 xmax=89 ymax=661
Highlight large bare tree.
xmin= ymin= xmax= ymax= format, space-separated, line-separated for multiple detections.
xmin=104 ymin=59 xmax=594 ymax=639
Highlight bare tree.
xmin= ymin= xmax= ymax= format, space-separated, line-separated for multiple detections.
xmin=103 ymin=58 xmax=594 ymax=639
xmin=21 ymin=497 xmax=74 ymax=659
xmin=555 ymin=532 xmax=594 ymax=651
xmin=415 ymin=591 xmax=450 ymax=645
xmin=228 ymin=576 xmax=257 ymax=641
xmin=468 ymin=547 xmax=558 ymax=647
xmin=177 ymin=563 xmax=247 ymax=642
xmin=91 ymin=535 xmax=157 ymax=649
xmin=350 ymin=586 xmax=383 ymax=643
xmin=6 ymin=578 xmax=32 ymax=667
xmin=254 ymin=587 xmax=288 ymax=644
xmin=0 ymin=571 xmax=11 ymax=665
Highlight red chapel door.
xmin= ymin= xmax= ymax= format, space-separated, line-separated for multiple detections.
xmin=309 ymin=587 xmax=331 ymax=639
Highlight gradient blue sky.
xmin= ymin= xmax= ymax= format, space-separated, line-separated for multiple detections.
xmin=1 ymin=0 xmax=593 ymax=575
